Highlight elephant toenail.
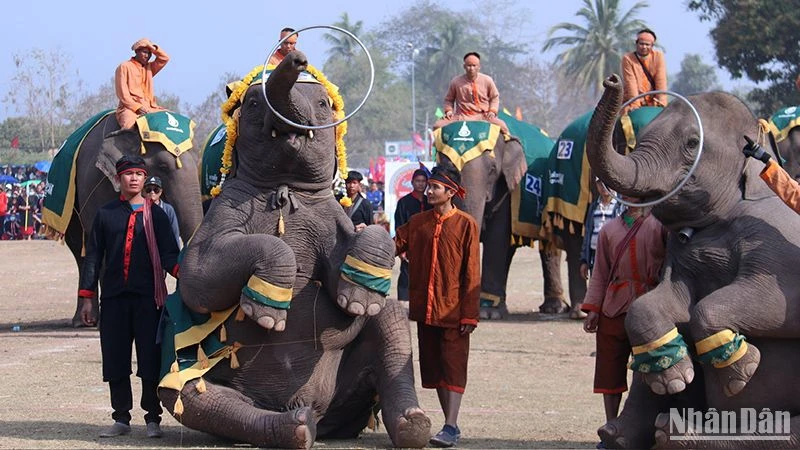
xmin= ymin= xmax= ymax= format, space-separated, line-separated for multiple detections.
xmin=651 ymin=382 xmax=667 ymax=395
xmin=257 ymin=316 xmax=276 ymax=329
xmin=241 ymin=303 xmax=253 ymax=316
xmin=667 ymin=379 xmax=686 ymax=394
xmin=684 ymin=367 xmax=695 ymax=384
xmin=726 ymin=380 xmax=746 ymax=396
xmin=337 ymin=295 xmax=348 ymax=309
xmin=348 ymin=303 xmax=365 ymax=315
xmin=366 ymin=303 xmax=381 ymax=316
xmin=274 ymin=320 xmax=286 ymax=332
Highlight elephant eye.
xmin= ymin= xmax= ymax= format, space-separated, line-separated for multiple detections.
xmin=318 ymin=99 xmax=329 ymax=108
xmin=687 ymin=137 xmax=700 ymax=148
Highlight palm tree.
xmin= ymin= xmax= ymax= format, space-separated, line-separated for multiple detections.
xmin=418 ymin=19 xmax=480 ymax=97
xmin=542 ymin=0 xmax=650 ymax=96
xmin=323 ymin=12 xmax=364 ymax=59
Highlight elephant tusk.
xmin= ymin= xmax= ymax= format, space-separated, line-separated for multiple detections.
xmin=308 ymin=130 xmax=314 ymax=139
xmin=271 ymin=129 xmax=277 ymax=138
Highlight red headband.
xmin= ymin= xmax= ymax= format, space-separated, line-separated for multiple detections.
xmin=429 ymin=173 xmax=466 ymax=199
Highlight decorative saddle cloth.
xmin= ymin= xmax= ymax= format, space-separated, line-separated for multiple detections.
xmin=433 ymin=120 xmax=501 ymax=171
xmin=619 ymin=106 xmax=663 ymax=154
xmin=200 ymin=124 xmax=226 ymax=201
xmin=768 ymin=106 xmax=800 ymax=143
xmin=42 ymin=110 xmax=114 ymax=235
xmin=158 ymin=288 xmax=238 ymax=402
xmin=540 ymin=110 xmax=594 ymax=241
xmin=135 ymin=111 xmax=195 ymax=158
xmin=497 ymin=111 xmax=554 ymax=242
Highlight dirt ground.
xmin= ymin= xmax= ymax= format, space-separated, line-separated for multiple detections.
xmin=0 ymin=240 xmax=609 ymax=449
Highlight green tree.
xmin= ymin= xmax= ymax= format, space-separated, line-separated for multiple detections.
xmin=688 ymin=0 xmax=800 ymax=116
xmin=670 ymin=53 xmax=720 ymax=95
xmin=0 ymin=116 xmax=39 ymax=151
xmin=542 ymin=0 xmax=650 ymax=96
xmin=324 ymin=12 xmax=364 ymax=59
xmin=323 ymin=35 xmax=410 ymax=168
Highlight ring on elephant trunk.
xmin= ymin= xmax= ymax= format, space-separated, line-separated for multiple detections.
xmin=261 ymin=25 xmax=375 ymax=131
xmin=602 ymin=89 xmax=704 ymax=208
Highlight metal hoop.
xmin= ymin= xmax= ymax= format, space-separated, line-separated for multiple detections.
xmin=261 ymin=25 xmax=375 ymax=131
xmin=602 ymin=89 xmax=704 ymax=208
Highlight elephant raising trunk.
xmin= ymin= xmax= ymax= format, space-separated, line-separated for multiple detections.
xmin=585 ymin=75 xmax=800 ymax=448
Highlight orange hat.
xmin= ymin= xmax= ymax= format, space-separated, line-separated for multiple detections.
xmin=131 ymin=38 xmax=153 ymax=51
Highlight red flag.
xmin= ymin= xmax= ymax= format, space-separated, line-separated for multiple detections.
xmin=10 ymin=135 xmax=19 ymax=149
xmin=412 ymin=132 xmax=424 ymax=149
xmin=369 ymin=158 xmax=375 ymax=181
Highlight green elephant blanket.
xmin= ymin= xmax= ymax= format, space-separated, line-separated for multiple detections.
xmin=42 ymin=110 xmax=114 ymax=235
xmin=768 ymin=105 xmax=800 ymax=143
xmin=498 ymin=111 xmax=555 ymax=244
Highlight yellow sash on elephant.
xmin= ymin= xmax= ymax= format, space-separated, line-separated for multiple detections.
xmin=433 ymin=121 xmax=500 ymax=171
xmin=135 ymin=111 xmax=196 ymax=167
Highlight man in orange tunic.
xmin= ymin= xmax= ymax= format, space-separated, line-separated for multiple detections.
xmin=621 ymin=29 xmax=667 ymax=113
xmin=433 ymin=52 xmax=509 ymax=135
xmin=268 ymin=28 xmax=299 ymax=66
xmin=394 ymin=166 xmax=480 ymax=448
xmin=114 ymin=38 xmax=169 ymax=129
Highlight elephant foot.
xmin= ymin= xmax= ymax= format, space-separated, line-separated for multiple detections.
xmin=642 ymin=355 xmax=694 ymax=395
xmin=240 ymin=295 xmax=287 ymax=332
xmin=654 ymin=412 xmax=694 ymax=449
xmin=598 ymin=421 xmax=627 ymax=449
xmin=337 ymin=277 xmax=386 ymax=317
xmin=288 ymin=407 xmax=317 ymax=450
xmin=716 ymin=342 xmax=760 ymax=397
xmin=538 ymin=297 xmax=569 ymax=314
xmin=393 ymin=407 xmax=431 ymax=448
xmin=479 ymin=304 xmax=507 ymax=320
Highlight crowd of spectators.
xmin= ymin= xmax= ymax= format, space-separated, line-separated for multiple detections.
xmin=1 ymin=165 xmax=48 ymax=240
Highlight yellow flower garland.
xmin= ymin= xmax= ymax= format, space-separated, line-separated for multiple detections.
xmin=211 ymin=64 xmax=348 ymax=197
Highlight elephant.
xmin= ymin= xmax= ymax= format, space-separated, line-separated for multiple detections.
xmin=51 ymin=112 xmax=203 ymax=327
xmin=433 ymin=119 xmax=567 ymax=320
xmin=160 ymin=52 xmax=431 ymax=449
xmin=586 ymin=74 xmax=800 ymax=448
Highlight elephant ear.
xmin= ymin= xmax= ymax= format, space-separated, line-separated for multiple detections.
xmin=96 ymin=129 xmax=142 ymax=192
xmin=499 ymin=136 xmax=528 ymax=191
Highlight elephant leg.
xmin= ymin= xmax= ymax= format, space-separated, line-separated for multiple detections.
xmin=686 ymin=281 xmax=791 ymax=397
xmin=625 ymin=277 xmax=695 ymax=396
xmin=65 ymin=216 xmax=97 ymax=327
xmin=478 ymin=207 xmax=515 ymax=320
xmin=335 ymin=225 xmax=394 ymax=316
xmin=159 ymin=379 xmax=315 ymax=449
xmin=181 ymin=233 xmax=296 ymax=331
xmin=320 ymin=301 xmax=430 ymax=447
xmin=563 ymin=233 xmax=587 ymax=316
xmin=538 ymin=246 xmax=568 ymax=314
xmin=653 ymin=412 xmax=800 ymax=449
xmin=599 ymin=369 xmax=706 ymax=449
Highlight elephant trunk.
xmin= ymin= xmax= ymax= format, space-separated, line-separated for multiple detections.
xmin=461 ymin=189 xmax=487 ymax=232
xmin=171 ymin=178 xmax=203 ymax=245
xmin=264 ymin=51 xmax=308 ymax=131
xmin=586 ymin=75 xmax=642 ymax=196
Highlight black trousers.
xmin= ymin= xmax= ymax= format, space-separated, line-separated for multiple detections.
xmin=100 ymin=293 xmax=162 ymax=424
xmin=397 ymin=259 xmax=410 ymax=301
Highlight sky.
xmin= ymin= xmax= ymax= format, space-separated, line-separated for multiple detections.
xmin=0 ymin=0 xmax=747 ymax=120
